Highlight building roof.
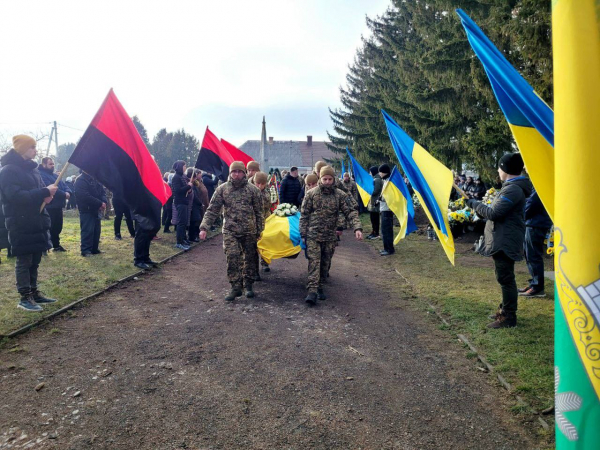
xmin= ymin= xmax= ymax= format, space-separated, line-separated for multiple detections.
xmin=239 ymin=139 xmax=339 ymax=170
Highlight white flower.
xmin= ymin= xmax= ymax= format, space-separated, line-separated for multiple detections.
xmin=284 ymin=208 xmax=291 ymax=215
xmin=276 ymin=210 xmax=285 ymax=217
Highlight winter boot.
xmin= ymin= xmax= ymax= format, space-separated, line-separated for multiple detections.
xmin=317 ymin=289 xmax=327 ymax=300
xmin=31 ymin=290 xmax=57 ymax=304
xmin=487 ymin=312 xmax=517 ymax=329
xmin=305 ymin=292 xmax=317 ymax=306
xmin=245 ymin=283 xmax=255 ymax=298
xmin=17 ymin=292 xmax=43 ymax=312
xmin=488 ymin=307 xmax=503 ymax=320
xmin=225 ymin=286 xmax=243 ymax=301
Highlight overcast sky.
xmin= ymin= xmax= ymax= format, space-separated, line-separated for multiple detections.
xmin=1 ymin=0 xmax=389 ymax=152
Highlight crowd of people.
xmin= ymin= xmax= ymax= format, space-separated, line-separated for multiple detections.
xmin=0 ymin=134 xmax=552 ymax=330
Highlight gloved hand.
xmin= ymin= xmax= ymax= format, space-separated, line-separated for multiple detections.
xmin=466 ymin=198 xmax=478 ymax=208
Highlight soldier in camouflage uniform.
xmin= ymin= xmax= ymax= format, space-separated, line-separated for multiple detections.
xmin=247 ymin=161 xmax=260 ymax=185
xmin=300 ymin=165 xmax=363 ymax=305
xmin=342 ymin=172 xmax=359 ymax=228
xmin=253 ymin=171 xmax=272 ymax=274
xmin=313 ymin=160 xmax=348 ymax=194
xmin=200 ymin=161 xmax=265 ymax=301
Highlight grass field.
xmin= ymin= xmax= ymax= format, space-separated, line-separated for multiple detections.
xmin=360 ymin=215 xmax=554 ymax=429
xmin=0 ymin=211 xmax=211 ymax=336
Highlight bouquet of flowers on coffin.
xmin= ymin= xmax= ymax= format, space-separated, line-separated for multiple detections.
xmin=258 ymin=204 xmax=305 ymax=264
xmin=274 ymin=203 xmax=299 ymax=217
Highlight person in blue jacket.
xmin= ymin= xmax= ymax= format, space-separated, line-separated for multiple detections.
xmin=38 ymin=157 xmax=71 ymax=251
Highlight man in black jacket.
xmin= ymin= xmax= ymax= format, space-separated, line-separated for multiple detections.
xmin=0 ymin=135 xmax=59 ymax=311
xmin=367 ymin=166 xmax=383 ymax=240
xmin=172 ymin=160 xmax=192 ymax=250
xmin=202 ymin=171 xmax=218 ymax=200
xmin=74 ymin=171 xmax=107 ymax=257
xmin=279 ymin=167 xmax=302 ymax=207
xmin=520 ymin=188 xmax=552 ymax=298
xmin=467 ymin=153 xmax=532 ymax=329
xmin=39 ymin=157 xmax=71 ymax=251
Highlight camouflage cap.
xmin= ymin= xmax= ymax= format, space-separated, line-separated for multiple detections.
xmin=247 ymin=161 xmax=260 ymax=171
xmin=314 ymin=161 xmax=327 ymax=174
xmin=230 ymin=161 xmax=246 ymax=173
xmin=254 ymin=171 xmax=268 ymax=184
xmin=320 ymin=165 xmax=335 ymax=178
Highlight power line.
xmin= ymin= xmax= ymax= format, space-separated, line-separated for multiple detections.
xmin=57 ymin=123 xmax=85 ymax=132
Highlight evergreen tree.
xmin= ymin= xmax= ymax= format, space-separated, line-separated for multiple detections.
xmin=132 ymin=115 xmax=150 ymax=147
xmin=328 ymin=0 xmax=552 ymax=183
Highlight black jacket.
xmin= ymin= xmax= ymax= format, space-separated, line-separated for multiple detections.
xmin=202 ymin=173 xmax=218 ymax=200
xmin=0 ymin=149 xmax=52 ymax=255
xmin=0 ymin=190 xmax=9 ymax=250
xmin=74 ymin=173 xmax=107 ymax=213
xmin=190 ymin=185 xmax=203 ymax=223
xmin=524 ymin=190 xmax=552 ymax=229
xmin=38 ymin=165 xmax=72 ymax=209
xmin=467 ymin=176 xmax=533 ymax=261
xmin=172 ymin=172 xmax=191 ymax=205
xmin=279 ymin=174 xmax=302 ymax=206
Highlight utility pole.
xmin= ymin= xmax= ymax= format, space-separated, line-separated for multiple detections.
xmin=46 ymin=121 xmax=58 ymax=157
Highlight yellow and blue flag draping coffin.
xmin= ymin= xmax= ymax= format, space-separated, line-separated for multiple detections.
xmin=553 ymin=1 xmax=600 ymax=447
xmin=257 ymin=212 xmax=306 ymax=264
xmin=382 ymin=167 xmax=418 ymax=244
xmin=457 ymin=9 xmax=554 ymax=219
xmin=382 ymin=110 xmax=455 ymax=265
xmin=346 ymin=148 xmax=374 ymax=208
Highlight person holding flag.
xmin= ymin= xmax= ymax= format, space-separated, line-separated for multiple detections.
xmin=68 ymin=89 xmax=172 ymax=269
xmin=0 ymin=135 xmax=58 ymax=312
xmin=466 ymin=153 xmax=532 ymax=329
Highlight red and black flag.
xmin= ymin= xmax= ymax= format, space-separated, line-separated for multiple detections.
xmin=220 ymin=138 xmax=253 ymax=166
xmin=195 ymin=127 xmax=234 ymax=181
xmin=69 ymin=89 xmax=171 ymax=231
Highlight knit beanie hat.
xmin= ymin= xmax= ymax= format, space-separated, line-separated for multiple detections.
xmin=247 ymin=161 xmax=260 ymax=171
xmin=320 ymin=165 xmax=335 ymax=178
xmin=230 ymin=161 xmax=246 ymax=173
xmin=498 ymin=153 xmax=524 ymax=176
xmin=315 ymin=161 xmax=327 ymax=174
xmin=378 ymin=163 xmax=391 ymax=175
xmin=12 ymin=135 xmax=36 ymax=155
xmin=254 ymin=171 xmax=268 ymax=184
xmin=305 ymin=174 xmax=318 ymax=185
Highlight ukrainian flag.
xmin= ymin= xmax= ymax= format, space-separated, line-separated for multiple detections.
xmin=382 ymin=167 xmax=417 ymax=244
xmin=257 ymin=212 xmax=306 ymax=264
xmin=340 ymin=158 xmax=345 ymax=179
xmin=382 ymin=110 xmax=455 ymax=265
xmin=457 ymin=9 xmax=554 ymax=219
xmin=346 ymin=148 xmax=374 ymax=208
xmin=553 ymin=1 xmax=600 ymax=447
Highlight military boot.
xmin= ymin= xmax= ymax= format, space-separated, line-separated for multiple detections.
xmin=305 ymin=292 xmax=317 ymax=306
xmin=487 ymin=312 xmax=517 ymax=329
xmin=225 ymin=285 xmax=243 ymax=301
xmin=245 ymin=283 xmax=255 ymax=298
xmin=317 ymin=289 xmax=327 ymax=300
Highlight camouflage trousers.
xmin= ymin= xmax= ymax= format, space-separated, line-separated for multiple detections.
xmin=306 ymin=240 xmax=337 ymax=292
xmin=223 ymin=233 xmax=258 ymax=288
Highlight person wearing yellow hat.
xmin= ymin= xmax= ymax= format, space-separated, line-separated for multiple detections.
xmin=300 ymin=165 xmax=363 ymax=305
xmin=0 ymin=135 xmax=59 ymax=311
xmin=199 ymin=161 xmax=265 ymax=300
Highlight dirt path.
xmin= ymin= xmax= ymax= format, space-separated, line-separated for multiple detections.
xmin=1 ymin=236 xmax=534 ymax=449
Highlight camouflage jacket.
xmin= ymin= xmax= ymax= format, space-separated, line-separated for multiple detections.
xmin=260 ymin=188 xmax=271 ymax=218
xmin=200 ymin=178 xmax=265 ymax=237
xmin=342 ymin=179 xmax=359 ymax=207
xmin=300 ymin=183 xmax=362 ymax=242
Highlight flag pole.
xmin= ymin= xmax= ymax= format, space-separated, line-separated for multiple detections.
xmin=453 ymin=183 xmax=469 ymax=199
xmin=40 ymin=162 xmax=71 ymax=213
